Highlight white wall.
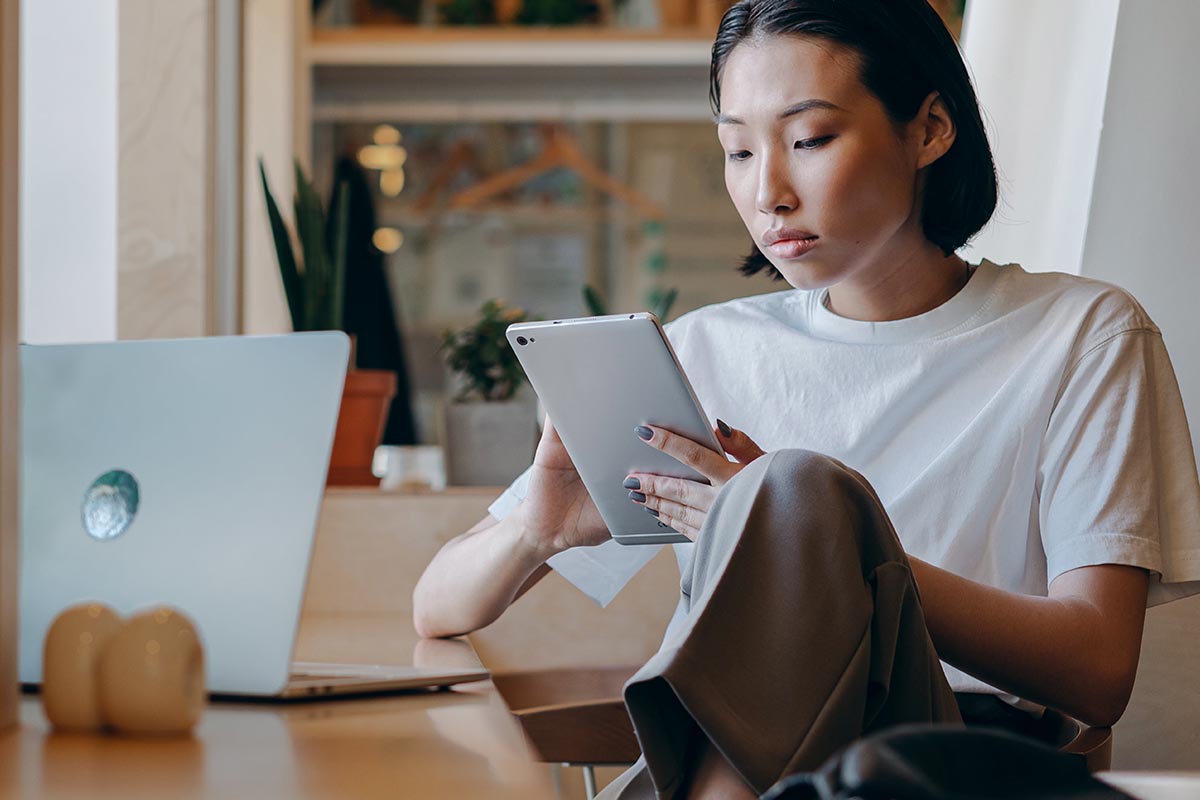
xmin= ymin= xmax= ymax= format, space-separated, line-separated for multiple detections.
xmin=1080 ymin=0 xmax=1200 ymax=448
xmin=959 ymin=0 xmax=1120 ymax=275
xmin=1076 ymin=0 xmax=1200 ymax=770
xmin=963 ymin=0 xmax=1200 ymax=770
xmin=19 ymin=0 xmax=118 ymax=344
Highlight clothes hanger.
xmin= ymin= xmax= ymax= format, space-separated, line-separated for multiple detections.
xmin=446 ymin=124 xmax=667 ymax=221
xmin=413 ymin=139 xmax=482 ymax=214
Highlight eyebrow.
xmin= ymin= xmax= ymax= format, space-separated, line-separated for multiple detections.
xmin=715 ymin=98 xmax=844 ymax=126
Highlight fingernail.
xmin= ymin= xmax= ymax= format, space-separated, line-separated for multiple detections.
xmin=717 ymin=418 xmax=732 ymax=438
xmin=646 ymin=508 xmax=659 ymax=517
xmin=635 ymin=426 xmax=653 ymax=441
xmin=623 ymin=477 xmax=641 ymax=490
xmin=629 ymin=490 xmax=647 ymax=503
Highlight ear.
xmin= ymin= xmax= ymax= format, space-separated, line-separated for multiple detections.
xmin=913 ymin=91 xmax=957 ymax=170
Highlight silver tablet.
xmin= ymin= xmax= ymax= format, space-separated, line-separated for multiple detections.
xmin=507 ymin=313 xmax=724 ymax=545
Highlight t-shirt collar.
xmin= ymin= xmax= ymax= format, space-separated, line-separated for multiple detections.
xmin=805 ymin=259 xmax=1002 ymax=344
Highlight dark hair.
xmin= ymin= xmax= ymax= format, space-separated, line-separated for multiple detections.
xmin=710 ymin=0 xmax=998 ymax=280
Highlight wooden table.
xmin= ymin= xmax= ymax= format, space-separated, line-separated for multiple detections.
xmin=0 ymin=614 xmax=556 ymax=799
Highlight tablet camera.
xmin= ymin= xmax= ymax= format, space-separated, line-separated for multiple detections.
xmin=516 ymin=336 xmax=528 ymax=346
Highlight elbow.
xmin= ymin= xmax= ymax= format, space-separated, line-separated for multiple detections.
xmin=1070 ymin=663 xmax=1138 ymax=728
xmin=411 ymin=583 xmax=470 ymax=640
xmin=412 ymin=607 xmax=438 ymax=640
xmin=412 ymin=602 xmax=455 ymax=640
xmin=412 ymin=589 xmax=447 ymax=640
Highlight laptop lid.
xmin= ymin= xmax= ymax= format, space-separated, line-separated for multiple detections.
xmin=19 ymin=332 xmax=349 ymax=696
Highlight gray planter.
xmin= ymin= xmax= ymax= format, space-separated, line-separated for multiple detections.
xmin=441 ymin=399 xmax=538 ymax=487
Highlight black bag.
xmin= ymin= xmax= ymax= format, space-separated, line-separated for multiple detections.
xmin=761 ymin=724 xmax=1133 ymax=800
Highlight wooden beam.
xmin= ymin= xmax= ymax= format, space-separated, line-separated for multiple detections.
xmin=117 ymin=0 xmax=213 ymax=339
xmin=0 ymin=0 xmax=21 ymax=731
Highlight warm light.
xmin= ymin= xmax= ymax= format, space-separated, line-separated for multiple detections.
xmin=373 ymin=125 xmax=402 ymax=146
xmin=373 ymin=228 xmax=404 ymax=253
xmin=380 ymin=168 xmax=406 ymax=197
xmin=357 ymin=144 xmax=408 ymax=171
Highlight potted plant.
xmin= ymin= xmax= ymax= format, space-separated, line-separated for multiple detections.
xmin=259 ymin=158 xmax=397 ymax=487
xmin=440 ymin=299 xmax=538 ymax=486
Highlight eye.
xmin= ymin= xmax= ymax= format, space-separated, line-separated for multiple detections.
xmin=727 ymin=150 xmax=752 ymax=163
xmin=795 ymin=136 xmax=835 ymax=151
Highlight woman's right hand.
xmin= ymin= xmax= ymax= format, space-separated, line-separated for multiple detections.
xmin=517 ymin=416 xmax=610 ymax=555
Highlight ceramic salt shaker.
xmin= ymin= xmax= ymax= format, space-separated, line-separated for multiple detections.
xmin=97 ymin=606 xmax=206 ymax=735
xmin=42 ymin=602 xmax=124 ymax=731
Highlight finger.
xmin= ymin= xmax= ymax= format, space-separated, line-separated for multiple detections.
xmin=715 ymin=419 xmax=766 ymax=465
xmin=626 ymin=473 xmax=715 ymax=515
xmin=656 ymin=512 xmax=699 ymax=541
xmin=640 ymin=497 xmax=702 ymax=541
xmin=635 ymin=425 xmax=738 ymax=483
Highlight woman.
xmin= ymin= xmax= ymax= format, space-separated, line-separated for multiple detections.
xmin=414 ymin=0 xmax=1200 ymax=797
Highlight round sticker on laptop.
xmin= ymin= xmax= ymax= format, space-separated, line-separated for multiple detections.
xmin=81 ymin=470 xmax=140 ymax=541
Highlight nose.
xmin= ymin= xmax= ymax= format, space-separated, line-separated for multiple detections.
xmin=755 ymin=150 xmax=799 ymax=215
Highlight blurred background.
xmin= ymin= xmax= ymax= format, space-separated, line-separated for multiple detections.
xmin=16 ymin=0 xmax=967 ymax=463
xmin=12 ymin=0 xmax=1200 ymax=776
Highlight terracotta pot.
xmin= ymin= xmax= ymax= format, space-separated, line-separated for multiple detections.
xmin=657 ymin=0 xmax=694 ymax=28
xmin=328 ymin=368 xmax=397 ymax=487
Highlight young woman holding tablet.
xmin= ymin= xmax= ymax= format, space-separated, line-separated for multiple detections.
xmin=414 ymin=1 xmax=1200 ymax=797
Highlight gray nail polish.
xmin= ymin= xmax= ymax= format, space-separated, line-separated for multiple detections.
xmin=717 ymin=418 xmax=732 ymax=438
xmin=635 ymin=426 xmax=653 ymax=441
xmin=646 ymin=508 xmax=659 ymax=517
xmin=623 ymin=477 xmax=641 ymax=490
xmin=629 ymin=491 xmax=647 ymax=503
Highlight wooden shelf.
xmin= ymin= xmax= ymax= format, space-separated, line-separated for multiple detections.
xmin=308 ymin=25 xmax=715 ymax=67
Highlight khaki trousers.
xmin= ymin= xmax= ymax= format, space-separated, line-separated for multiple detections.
xmin=600 ymin=449 xmax=962 ymax=799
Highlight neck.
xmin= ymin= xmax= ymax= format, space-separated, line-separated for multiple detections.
xmin=825 ymin=243 xmax=970 ymax=322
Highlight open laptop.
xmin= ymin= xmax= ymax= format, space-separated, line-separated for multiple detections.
xmin=18 ymin=333 xmax=488 ymax=699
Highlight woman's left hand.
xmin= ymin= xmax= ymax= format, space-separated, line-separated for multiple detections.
xmin=625 ymin=420 xmax=766 ymax=541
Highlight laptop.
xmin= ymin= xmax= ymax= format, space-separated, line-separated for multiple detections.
xmin=18 ymin=333 xmax=488 ymax=699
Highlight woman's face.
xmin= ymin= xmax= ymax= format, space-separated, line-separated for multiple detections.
xmin=717 ymin=35 xmax=941 ymax=292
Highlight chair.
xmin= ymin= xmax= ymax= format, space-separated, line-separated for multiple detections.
xmin=492 ymin=666 xmax=640 ymax=799
xmin=1044 ymin=708 xmax=1113 ymax=772
xmin=492 ymin=668 xmax=1113 ymax=799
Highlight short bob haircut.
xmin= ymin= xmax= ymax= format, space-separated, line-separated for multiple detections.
xmin=710 ymin=0 xmax=998 ymax=281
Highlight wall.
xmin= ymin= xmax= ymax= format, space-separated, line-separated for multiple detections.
xmin=0 ymin=0 xmax=20 ymax=731
xmin=958 ymin=0 xmax=1120 ymax=277
xmin=18 ymin=0 xmax=118 ymax=344
xmin=963 ymin=0 xmax=1200 ymax=770
xmin=1076 ymin=0 xmax=1200 ymax=770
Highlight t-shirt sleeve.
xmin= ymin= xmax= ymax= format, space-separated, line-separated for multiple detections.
xmin=1038 ymin=328 xmax=1200 ymax=606
xmin=485 ymin=471 xmax=665 ymax=608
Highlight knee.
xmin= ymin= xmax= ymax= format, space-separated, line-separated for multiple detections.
xmin=758 ymin=448 xmax=847 ymax=488
xmin=728 ymin=448 xmax=873 ymax=522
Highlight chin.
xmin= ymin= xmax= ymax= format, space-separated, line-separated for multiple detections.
xmin=773 ymin=259 xmax=842 ymax=292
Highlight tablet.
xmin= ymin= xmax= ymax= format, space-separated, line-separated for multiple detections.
xmin=506 ymin=313 xmax=724 ymax=545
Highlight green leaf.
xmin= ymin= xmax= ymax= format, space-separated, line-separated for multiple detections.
xmin=653 ymin=287 xmax=678 ymax=322
xmin=582 ymin=285 xmax=607 ymax=316
xmin=328 ymin=180 xmax=350 ymax=334
xmin=441 ymin=299 xmax=534 ymax=402
xmin=294 ymin=159 xmax=329 ymax=330
xmin=258 ymin=158 xmax=304 ymax=331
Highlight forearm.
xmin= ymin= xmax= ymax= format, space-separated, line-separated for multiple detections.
xmin=910 ymin=558 xmax=1147 ymax=726
xmin=412 ymin=506 xmax=557 ymax=639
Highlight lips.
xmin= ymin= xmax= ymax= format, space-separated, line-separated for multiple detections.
xmin=763 ymin=228 xmax=819 ymax=259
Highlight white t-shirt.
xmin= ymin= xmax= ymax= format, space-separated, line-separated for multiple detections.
xmin=488 ymin=259 xmax=1200 ymax=695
